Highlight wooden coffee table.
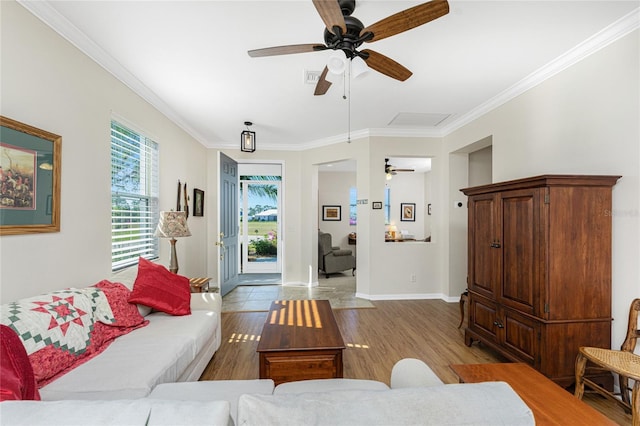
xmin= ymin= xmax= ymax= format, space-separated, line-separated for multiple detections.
xmin=257 ymin=300 xmax=345 ymax=385
xmin=450 ymin=363 xmax=616 ymax=425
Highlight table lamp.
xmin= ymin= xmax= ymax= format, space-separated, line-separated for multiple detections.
xmin=155 ymin=211 xmax=191 ymax=273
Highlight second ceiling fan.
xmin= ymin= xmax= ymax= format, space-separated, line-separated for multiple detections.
xmin=385 ymin=158 xmax=415 ymax=176
xmin=248 ymin=0 xmax=449 ymax=95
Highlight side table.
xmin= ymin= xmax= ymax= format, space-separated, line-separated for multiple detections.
xmin=189 ymin=277 xmax=212 ymax=293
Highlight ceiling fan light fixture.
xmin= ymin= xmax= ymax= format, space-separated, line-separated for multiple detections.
xmin=327 ymin=50 xmax=347 ymax=75
xmin=241 ymin=121 xmax=256 ymax=153
xmin=351 ymin=56 xmax=369 ymax=79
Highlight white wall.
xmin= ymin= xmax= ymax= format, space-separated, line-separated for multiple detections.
xmin=0 ymin=3 xmax=208 ymax=303
xmin=468 ymin=146 xmax=492 ymax=187
xmin=445 ymin=30 xmax=640 ymax=347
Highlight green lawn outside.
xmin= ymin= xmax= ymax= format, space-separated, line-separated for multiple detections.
xmin=241 ymin=220 xmax=277 ymax=237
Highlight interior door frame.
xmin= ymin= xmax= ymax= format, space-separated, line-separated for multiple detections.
xmin=237 ymin=159 xmax=286 ymax=283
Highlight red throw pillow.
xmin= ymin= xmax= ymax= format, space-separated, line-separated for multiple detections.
xmin=0 ymin=324 xmax=40 ymax=401
xmin=94 ymin=280 xmax=145 ymax=327
xmin=128 ymin=257 xmax=191 ymax=316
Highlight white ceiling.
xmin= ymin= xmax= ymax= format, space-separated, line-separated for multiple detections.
xmin=20 ymin=1 xmax=639 ymax=151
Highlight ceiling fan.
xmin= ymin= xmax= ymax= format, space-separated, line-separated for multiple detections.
xmin=385 ymin=158 xmax=414 ymax=177
xmin=248 ymin=0 xmax=449 ymax=96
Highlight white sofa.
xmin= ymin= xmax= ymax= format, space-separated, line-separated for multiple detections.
xmin=1 ymin=375 xmax=535 ymax=426
xmin=39 ymin=292 xmax=222 ymax=400
xmin=144 ymin=359 xmax=534 ymax=426
xmin=0 ymin=264 xmax=223 ymax=402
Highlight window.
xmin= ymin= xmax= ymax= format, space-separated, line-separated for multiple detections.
xmin=111 ymin=119 xmax=159 ymax=271
xmin=349 ymin=187 xmax=357 ymax=225
xmin=384 ymin=187 xmax=391 ymax=225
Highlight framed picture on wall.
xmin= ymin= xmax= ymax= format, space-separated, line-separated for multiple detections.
xmin=0 ymin=116 xmax=61 ymax=235
xmin=401 ymin=203 xmax=415 ymax=222
xmin=372 ymin=201 xmax=383 ymax=209
xmin=193 ymin=188 xmax=204 ymax=217
xmin=322 ymin=205 xmax=341 ymax=221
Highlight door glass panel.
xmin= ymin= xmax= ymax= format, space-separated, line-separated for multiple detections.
xmin=241 ymin=181 xmax=280 ymax=273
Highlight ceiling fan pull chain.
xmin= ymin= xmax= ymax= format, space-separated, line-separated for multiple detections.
xmin=347 ymin=60 xmax=351 ymax=143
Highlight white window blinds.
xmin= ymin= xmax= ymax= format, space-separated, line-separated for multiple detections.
xmin=111 ymin=120 xmax=159 ymax=271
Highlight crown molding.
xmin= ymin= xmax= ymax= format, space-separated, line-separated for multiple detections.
xmin=18 ymin=2 xmax=639 ymax=151
xmin=440 ymin=7 xmax=640 ymax=136
xmin=17 ymin=0 xmax=210 ymax=146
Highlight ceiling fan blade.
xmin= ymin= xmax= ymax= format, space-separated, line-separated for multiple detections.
xmin=314 ymin=66 xmax=332 ymax=96
xmin=361 ymin=49 xmax=412 ymax=81
xmin=248 ymin=44 xmax=327 ymax=58
xmin=394 ymin=168 xmax=415 ymax=172
xmin=361 ymin=0 xmax=449 ymax=43
xmin=312 ymin=0 xmax=347 ymax=35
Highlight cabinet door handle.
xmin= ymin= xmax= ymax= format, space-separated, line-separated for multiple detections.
xmin=490 ymin=241 xmax=501 ymax=248
xmin=493 ymin=320 xmax=504 ymax=329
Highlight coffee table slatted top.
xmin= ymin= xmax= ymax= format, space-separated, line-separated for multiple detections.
xmin=257 ymin=300 xmax=345 ymax=352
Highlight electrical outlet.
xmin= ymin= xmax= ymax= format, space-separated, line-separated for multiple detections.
xmin=410 ymin=274 xmax=417 ymax=283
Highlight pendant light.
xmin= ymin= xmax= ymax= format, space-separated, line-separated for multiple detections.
xmin=241 ymin=121 xmax=256 ymax=152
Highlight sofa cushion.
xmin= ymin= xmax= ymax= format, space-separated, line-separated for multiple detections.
xmin=128 ymin=257 xmax=191 ymax=316
xmin=0 ymin=287 xmax=147 ymax=386
xmin=0 ymin=399 xmax=230 ymax=426
xmin=237 ymin=382 xmax=535 ymax=426
xmin=149 ymin=379 xmax=274 ymax=425
xmin=274 ymin=379 xmax=389 ymax=394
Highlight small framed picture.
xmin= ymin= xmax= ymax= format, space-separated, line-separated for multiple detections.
xmin=193 ymin=188 xmax=204 ymax=217
xmin=401 ymin=203 xmax=415 ymax=222
xmin=322 ymin=205 xmax=341 ymax=221
xmin=372 ymin=201 xmax=383 ymax=210
xmin=428 ymin=203 xmax=432 ymax=215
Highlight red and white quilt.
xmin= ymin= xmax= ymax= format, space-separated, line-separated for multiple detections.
xmin=1 ymin=283 xmax=147 ymax=387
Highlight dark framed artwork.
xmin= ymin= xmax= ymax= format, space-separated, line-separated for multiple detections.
xmin=0 ymin=116 xmax=61 ymax=235
xmin=193 ymin=188 xmax=204 ymax=217
xmin=372 ymin=201 xmax=383 ymax=210
xmin=428 ymin=203 xmax=432 ymax=215
xmin=322 ymin=205 xmax=341 ymax=221
xmin=401 ymin=203 xmax=415 ymax=222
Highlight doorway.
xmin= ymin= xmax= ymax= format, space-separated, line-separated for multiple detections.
xmin=238 ymin=163 xmax=283 ymax=285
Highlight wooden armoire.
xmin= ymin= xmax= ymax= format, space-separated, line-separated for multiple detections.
xmin=461 ymin=175 xmax=620 ymax=387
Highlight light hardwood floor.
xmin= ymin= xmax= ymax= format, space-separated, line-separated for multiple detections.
xmin=200 ymin=299 xmax=632 ymax=425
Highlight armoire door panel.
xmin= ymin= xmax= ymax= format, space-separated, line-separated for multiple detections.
xmin=469 ymin=295 xmax=498 ymax=341
xmin=469 ymin=195 xmax=497 ymax=299
xmin=502 ymin=308 xmax=538 ymax=365
xmin=499 ymin=190 xmax=540 ymax=315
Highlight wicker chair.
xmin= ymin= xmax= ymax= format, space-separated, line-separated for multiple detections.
xmin=575 ymin=298 xmax=640 ymax=425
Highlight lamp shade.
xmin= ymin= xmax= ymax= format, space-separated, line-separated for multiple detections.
xmin=155 ymin=211 xmax=191 ymax=238
xmin=327 ymin=50 xmax=347 ymax=75
xmin=351 ymin=56 xmax=369 ymax=78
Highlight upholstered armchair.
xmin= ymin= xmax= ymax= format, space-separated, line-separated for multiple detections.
xmin=318 ymin=231 xmax=356 ymax=278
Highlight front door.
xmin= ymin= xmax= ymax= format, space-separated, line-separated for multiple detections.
xmin=219 ymin=153 xmax=239 ymax=296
